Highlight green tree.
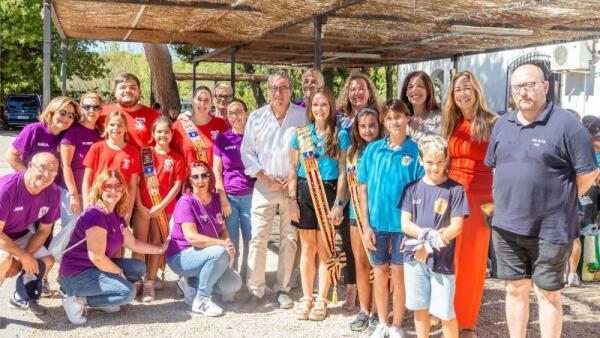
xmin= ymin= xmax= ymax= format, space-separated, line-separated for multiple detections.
xmin=0 ymin=0 xmax=107 ymax=101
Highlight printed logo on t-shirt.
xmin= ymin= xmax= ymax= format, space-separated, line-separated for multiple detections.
xmin=122 ymin=158 xmax=131 ymax=170
xmin=164 ymin=159 xmax=174 ymax=172
xmin=37 ymin=142 xmax=49 ymax=147
xmin=14 ymin=206 xmax=24 ymax=212
xmin=210 ymin=130 xmax=219 ymax=140
xmin=38 ymin=206 xmax=49 ymax=219
xmin=135 ymin=117 xmax=146 ymax=130
xmin=217 ymin=213 xmax=224 ymax=224
xmin=433 ymin=198 xmax=448 ymax=215
xmin=531 ymin=138 xmax=547 ymax=147
xmin=402 ymin=155 xmax=412 ymax=166
xmin=412 ymin=198 xmax=422 ymax=205
xmin=200 ymin=214 xmax=209 ymax=223
xmin=82 ymin=141 xmax=94 ymax=146
xmin=224 ymin=145 xmax=237 ymax=151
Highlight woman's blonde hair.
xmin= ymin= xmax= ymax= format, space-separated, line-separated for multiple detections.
xmin=102 ymin=110 xmax=129 ymax=142
xmin=39 ymin=96 xmax=81 ymax=126
xmin=418 ymin=135 xmax=448 ymax=159
xmin=79 ymin=92 xmax=103 ymax=106
xmin=86 ymin=169 xmax=129 ymax=216
xmin=442 ymin=71 xmax=498 ymax=142
xmin=337 ymin=72 xmax=380 ymax=117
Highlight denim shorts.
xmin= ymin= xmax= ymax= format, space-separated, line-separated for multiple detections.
xmin=404 ymin=260 xmax=456 ymax=320
xmin=369 ymin=231 xmax=404 ymax=266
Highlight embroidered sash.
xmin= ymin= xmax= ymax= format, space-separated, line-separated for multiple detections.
xmin=346 ymin=150 xmax=374 ymax=283
xmin=141 ymin=147 xmax=170 ymax=271
xmin=296 ymin=126 xmax=346 ymax=302
xmin=181 ymin=116 xmax=208 ymax=163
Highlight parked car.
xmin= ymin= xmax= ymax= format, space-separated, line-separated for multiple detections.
xmin=2 ymin=94 xmax=42 ymax=129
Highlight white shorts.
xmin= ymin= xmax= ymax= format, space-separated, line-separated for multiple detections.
xmin=1 ymin=231 xmax=51 ymax=259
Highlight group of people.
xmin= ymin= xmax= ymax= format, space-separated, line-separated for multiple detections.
xmin=0 ymin=63 xmax=596 ymax=338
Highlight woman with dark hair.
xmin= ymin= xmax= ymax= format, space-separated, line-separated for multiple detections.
xmin=166 ymin=161 xmax=242 ymax=316
xmin=401 ymin=71 xmax=442 ymax=143
xmin=441 ymin=71 xmax=497 ymax=337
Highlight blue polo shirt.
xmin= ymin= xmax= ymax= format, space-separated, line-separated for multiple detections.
xmin=485 ymin=103 xmax=597 ymax=244
xmin=290 ymin=124 xmax=351 ymax=180
xmin=358 ymin=136 xmax=424 ymax=232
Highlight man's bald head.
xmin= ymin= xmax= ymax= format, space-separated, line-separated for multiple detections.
xmin=31 ymin=152 xmax=58 ymax=167
xmin=512 ymin=63 xmax=545 ymax=83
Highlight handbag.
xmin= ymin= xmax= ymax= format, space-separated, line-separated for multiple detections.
xmin=48 ymin=216 xmax=86 ymax=262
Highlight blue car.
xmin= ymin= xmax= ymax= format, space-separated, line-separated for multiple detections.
xmin=2 ymin=94 xmax=42 ymax=129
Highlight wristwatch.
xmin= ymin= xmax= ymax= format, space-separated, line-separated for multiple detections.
xmin=335 ymin=199 xmax=344 ymax=207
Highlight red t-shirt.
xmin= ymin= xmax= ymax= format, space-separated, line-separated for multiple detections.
xmin=139 ymin=148 xmax=185 ymax=215
xmin=99 ymin=103 xmax=161 ymax=149
xmin=82 ymin=141 xmax=142 ymax=186
xmin=171 ymin=116 xmax=228 ymax=169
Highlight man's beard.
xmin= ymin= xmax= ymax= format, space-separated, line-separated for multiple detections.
xmin=118 ymin=98 xmax=139 ymax=108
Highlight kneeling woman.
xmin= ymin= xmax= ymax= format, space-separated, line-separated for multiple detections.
xmin=58 ymin=169 xmax=167 ymax=325
xmin=289 ymin=88 xmax=349 ymax=321
xmin=166 ymin=161 xmax=242 ymax=317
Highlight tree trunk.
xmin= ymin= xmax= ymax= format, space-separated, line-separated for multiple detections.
xmin=385 ymin=66 xmax=394 ymax=101
xmin=143 ymin=43 xmax=181 ymax=119
xmin=243 ymin=63 xmax=266 ymax=108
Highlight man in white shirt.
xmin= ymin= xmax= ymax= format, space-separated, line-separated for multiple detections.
xmin=241 ymin=70 xmax=307 ymax=309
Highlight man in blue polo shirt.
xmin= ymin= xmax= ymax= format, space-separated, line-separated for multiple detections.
xmin=485 ymin=64 xmax=598 ymax=338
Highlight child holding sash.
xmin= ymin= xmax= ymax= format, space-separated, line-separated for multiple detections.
xmin=132 ymin=117 xmax=184 ymax=302
xmin=359 ymin=100 xmax=424 ymax=338
xmin=347 ymin=107 xmax=383 ymax=332
xmin=288 ymin=88 xmax=350 ymax=321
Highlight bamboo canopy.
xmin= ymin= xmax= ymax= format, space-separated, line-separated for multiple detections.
xmin=52 ymin=0 xmax=600 ymax=67
xmin=174 ymin=72 xmax=268 ymax=82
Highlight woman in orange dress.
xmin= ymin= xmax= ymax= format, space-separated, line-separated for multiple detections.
xmin=442 ymin=71 xmax=497 ymax=337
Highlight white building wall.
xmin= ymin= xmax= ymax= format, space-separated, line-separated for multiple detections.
xmin=397 ymin=40 xmax=599 ymax=117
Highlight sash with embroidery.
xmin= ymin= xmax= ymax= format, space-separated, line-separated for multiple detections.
xmin=296 ymin=126 xmax=346 ymax=303
xmin=141 ymin=147 xmax=170 ymax=272
xmin=346 ymin=149 xmax=374 ymax=283
xmin=181 ymin=116 xmax=209 ymax=163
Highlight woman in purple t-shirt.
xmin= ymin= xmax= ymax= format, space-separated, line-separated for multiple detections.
xmin=166 ymin=161 xmax=242 ymax=317
xmin=60 ymin=92 xmax=102 ymax=226
xmin=213 ymin=99 xmax=255 ymax=282
xmin=57 ymin=169 xmax=167 ymax=325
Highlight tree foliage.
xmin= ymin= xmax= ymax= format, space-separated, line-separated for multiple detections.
xmin=0 ymin=0 xmax=108 ymax=101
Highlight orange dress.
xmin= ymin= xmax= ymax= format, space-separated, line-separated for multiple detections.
xmin=448 ymin=119 xmax=493 ymax=329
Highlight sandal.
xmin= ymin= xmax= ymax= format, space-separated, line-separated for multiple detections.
xmin=295 ymin=296 xmax=312 ymax=320
xmin=142 ymin=280 xmax=156 ymax=302
xmin=309 ymin=297 xmax=328 ymax=321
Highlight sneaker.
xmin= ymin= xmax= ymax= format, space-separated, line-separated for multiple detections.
xmin=176 ymin=279 xmax=196 ymax=306
xmin=242 ymin=294 xmax=263 ymax=312
xmin=41 ymin=279 xmax=51 ymax=297
xmin=289 ymin=267 xmax=301 ymax=289
xmin=192 ymin=297 xmax=223 ymax=317
xmin=567 ymin=273 xmax=582 ymax=287
xmin=276 ymin=292 xmax=293 ymax=309
xmin=93 ymin=305 xmax=121 ymax=313
xmin=349 ymin=311 xmax=370 ymax=331
xmin=142 ymin=280 xmax=156 ymax=302
xmin=175 ymin=277 xmax=184 ymax=296
xmin=8 ymin=293 xmax=46 ymax=315
xmin=389 ymin=326 xmax=404 ymax=338
xmin=62 ymin=296 xmax=86 ymax=325
xmin=367 ymin=315 xmax=380 ymax=336
xmin=370 ymin=324 xmax=389 ymax=338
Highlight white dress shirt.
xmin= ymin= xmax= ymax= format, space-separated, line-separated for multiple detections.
xmin=241 ymin=102 xmax=307 ymax=178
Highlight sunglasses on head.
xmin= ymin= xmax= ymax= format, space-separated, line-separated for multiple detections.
xmin=190 ymin=173 xmax=210 ymax=181
xmin=81 ymin=104 xmax=101 ymax=112
xmin=102 ymin=183 xmax=125 ymax=192
xmin=56 ymin=109 xmax=77 ymax=120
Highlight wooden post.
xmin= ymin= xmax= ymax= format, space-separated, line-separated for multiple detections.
xmin=313 ymin=16 xmax=323 ymax=69
xmin=61 ymin=40 xmax=67 ymax=96
xmin=192 ymin=61 xmax=197 ymax=95
xmin=230 ymin=47 xmax=236 ymax=98
xmin=42 ymin=0 xmax=52 ymax=107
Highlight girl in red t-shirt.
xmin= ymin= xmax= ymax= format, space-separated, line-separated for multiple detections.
xmin=132 ymin=117 xmax=185 ymax=302
xmin=82 ymin=110 xmax=141 ymax=221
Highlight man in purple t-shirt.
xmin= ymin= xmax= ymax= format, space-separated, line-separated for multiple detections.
xmin=0 ymin=152 xmax=61 ymax=316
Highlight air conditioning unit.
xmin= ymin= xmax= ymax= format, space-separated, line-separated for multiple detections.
xmin=551 ymin=42 xmax=593 ymax=72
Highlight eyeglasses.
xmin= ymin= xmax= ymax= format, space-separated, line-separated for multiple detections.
xmin=227 ymin=109 xmax=246 ymax=115
xmin=56 ymin=109 xmax=77 ymax=120
xmin=102 ymin=183 xmax=125 ymax=192
xmin=190 ymin=173 xmax=211 ymax=181
xmin=215 ymin=95 xmax=232 ymax=101
xmin=31 ymin=162 xmax=59 ymax=177
xmin=510 ymin=81 xmax=543 ymax=92
xmin=269 ymin=85 xmax=290 ymax=93
xmin=81 ymin=104 xmax=101 ymax=112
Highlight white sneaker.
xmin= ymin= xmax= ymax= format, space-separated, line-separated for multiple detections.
xmin=192 ymin=297 xmax=223 ymax=317
xmin=567 ymin=273 xmax=582 ymax=287
xmin=369 ymin=324 xmax=389 ymax=338
xmin=63 ymin=296 xmax=86 ymax=325
xmin=176 ymin=279 xmax=196 ymax=306
xmin=389 ymin=326 xmax=405 ymax=338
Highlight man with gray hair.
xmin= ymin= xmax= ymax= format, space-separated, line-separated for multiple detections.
xmin=241 ymin=70 xmax=306 ymax=310
xmin=213 ymin=83 xmax=233 ymax=119
xmin=0 ymin=152 xmax=61 ymax=319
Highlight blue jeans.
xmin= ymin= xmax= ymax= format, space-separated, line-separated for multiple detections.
xmin=225 ymin=193 xmax=252 ymax=278
xmin=58 ymin=258 xmax=146 ymax=308
xmin=60 ymin=187 xmax=81 ymax=226
xmin=167 ymin=245 xmax=242 ymax=299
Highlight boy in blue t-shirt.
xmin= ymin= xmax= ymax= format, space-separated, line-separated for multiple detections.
xmin=359 ymin=100 xmax=424 ymax=338
xmin=400 ymin=135 xmax=469 ymax=338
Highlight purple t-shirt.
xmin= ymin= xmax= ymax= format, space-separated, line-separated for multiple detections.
xmin=400 ymin=178 xmax=469 ymax=275
xmin=0 ymin=171 xmax=60 ymax=239
xmin=166 ymin=192 xmax=224 ymax=258
xmin=59 ymin=123 xmax=100 ymax=190
xmin=213 ymin=130 xmax=256 ymax=195
xmin=59 ymin=206 xmax=126 ymax=277
xmin=12 ymin=121 xmax=63 ymax=165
